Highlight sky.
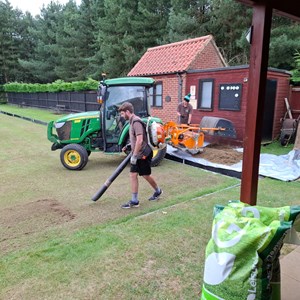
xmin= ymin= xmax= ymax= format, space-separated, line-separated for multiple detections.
xmin=9 ymin=0 xmax=81 ymax=16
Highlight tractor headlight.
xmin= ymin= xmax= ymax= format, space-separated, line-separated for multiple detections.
xmin=54 ymin=122 xmax=66 ymax=129
xmin=55 ymin=121 xmax=71 ymax=141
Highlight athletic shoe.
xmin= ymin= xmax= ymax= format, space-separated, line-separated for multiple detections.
xmin=148 ymin=189 xmax=163 ymax=201
xmin=121 ymin=200 xmax=140 ymax=209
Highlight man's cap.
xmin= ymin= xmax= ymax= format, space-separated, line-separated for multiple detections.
xmin=184 ymin=93 xmax=191 ymax=102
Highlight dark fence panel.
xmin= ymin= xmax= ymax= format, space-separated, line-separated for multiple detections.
xmin=6 ymin=91 xmax=98 ymax=112
xmin=0 ymin=92 xmax=7 ymax=103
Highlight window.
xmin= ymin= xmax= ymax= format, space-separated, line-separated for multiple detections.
xmin=219 ymin=83 xmax=242 ymax=111
xmin=198 ymin=79 xmax=214 ymax=110
xmin=149 ymin=82 xmax=163 ymax=107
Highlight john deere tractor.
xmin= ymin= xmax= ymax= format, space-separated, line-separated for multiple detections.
xmin=47 ymin=77 xmax=167 ymax=170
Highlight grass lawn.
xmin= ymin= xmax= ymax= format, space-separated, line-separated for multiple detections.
xmin=0 ymin=104 xmax=299 ymax=299
xmin=0 ymin=103 xmax=67 ymax=122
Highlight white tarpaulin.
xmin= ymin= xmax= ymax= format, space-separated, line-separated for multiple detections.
xmin=167 ymin=145 xmax=300 ymax=182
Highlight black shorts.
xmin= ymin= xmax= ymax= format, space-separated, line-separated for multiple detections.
xmin=130 ymin=152 xmax=153 ymax=176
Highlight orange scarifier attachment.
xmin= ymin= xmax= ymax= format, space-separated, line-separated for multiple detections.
xmin=164 ymin=121 xmax=205 ymax=154
xmin=163 ymin=118 xmax=236 ymax=155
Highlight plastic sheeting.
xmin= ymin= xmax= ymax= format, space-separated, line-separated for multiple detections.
xmin=166 ymin=145 xmax=300 ymax=181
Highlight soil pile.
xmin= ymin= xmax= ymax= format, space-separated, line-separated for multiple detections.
xmin=195 ymin=144 xmax=243 ymax=165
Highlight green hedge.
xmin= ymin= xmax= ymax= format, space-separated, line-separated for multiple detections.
xmin=3 ymin=78 xmax=99 ymax=93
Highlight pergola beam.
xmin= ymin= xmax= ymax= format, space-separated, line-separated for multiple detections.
xmin=240 ymin=3 xmax=273 ymax=205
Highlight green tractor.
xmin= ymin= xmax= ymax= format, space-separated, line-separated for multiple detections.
xmin=47 ymin=77 xmax=167 ymax=170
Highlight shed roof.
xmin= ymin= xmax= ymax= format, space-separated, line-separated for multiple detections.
xmin=128 ymin=35 xmax=224 ymax=76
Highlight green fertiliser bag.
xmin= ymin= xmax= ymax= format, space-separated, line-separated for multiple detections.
xmin=201 ymin=202 xmax=300 ymax=300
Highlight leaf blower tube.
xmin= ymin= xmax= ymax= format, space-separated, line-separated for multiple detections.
xmin=91 ymin=153 xmax=132 ymax=201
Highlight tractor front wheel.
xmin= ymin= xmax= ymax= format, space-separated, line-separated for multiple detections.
xmin=151 ymin=146 xmax=167 ymax=167
xmin=60 ymin=144 xmax=89 ymax=170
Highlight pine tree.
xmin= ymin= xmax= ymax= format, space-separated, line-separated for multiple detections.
xmin=291 ymin=50 xmax=300 ymax=84
xmin=123 ymin=0 xmax=171 ymax=70
xmin=93 ymin=0 xmax=172 ymax=78
xmin=206 ymin=0 xmax=252 ymax=65
xmin=93 ymin=0 xmax=137 ymax=77
xmin=0 ymin=1 xmax=20 ymax=83
xmin=14 ymin=11 xmax=37 ymax=82
xmin=54 ymin=1 xmax=82 ymax=81
xmin=166 ymin=0 xmax=210 ymax=43
xmin=19 ymin=2 xmax=64 ymax=83
xmin=269 ymin=19 xmax=300 ymax=70
xmin=78 ymin=0 xmax=104 ymax=80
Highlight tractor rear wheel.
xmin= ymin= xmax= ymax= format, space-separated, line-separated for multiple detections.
xmin=60 ymin=144 xmax=89 ymax=170
xmin=151 ymin=147 xmax=167 ymax=167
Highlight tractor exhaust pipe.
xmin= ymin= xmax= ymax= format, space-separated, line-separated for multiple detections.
xmin=91 ymin=153 xmax=132 ymax=201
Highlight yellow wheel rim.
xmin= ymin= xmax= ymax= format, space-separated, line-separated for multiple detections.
xmin=152 ymin=149 xmax=158 ymax=158
xmin=64 ymin=150 xmax=81 ymax=167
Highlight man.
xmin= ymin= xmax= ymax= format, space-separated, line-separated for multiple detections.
xmin=118 ymin=102 xmax=163 ymax=209
xmin=177 ymin=93 xmax=193 ymax=125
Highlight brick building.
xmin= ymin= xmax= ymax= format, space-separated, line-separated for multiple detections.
xmin=128 ymin=35 xmax=227 ymax=123
xmin=128 ymin=35 xmax=291 ymax=145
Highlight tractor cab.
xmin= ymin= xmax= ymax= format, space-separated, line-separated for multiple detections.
xmin=47 ymin=76 xmax=167 ymax=170
xmin=99 ymin=77 xmax=155 ymax=152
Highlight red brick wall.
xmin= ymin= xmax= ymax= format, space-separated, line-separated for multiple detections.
xmin=151 ymin=74 xmax=187 ymax=123
xmin=150 ymin=41 xmax=226 ymax=123
xmin=190 ymin=41 xmax=226 ymax=70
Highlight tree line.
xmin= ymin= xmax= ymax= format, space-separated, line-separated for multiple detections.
xmin=1 ymin=0 xmax=300 ymax=85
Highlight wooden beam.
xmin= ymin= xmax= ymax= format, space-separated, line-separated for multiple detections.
xmin=240 ymin=4 xmax=273 ymax=205
xmin=236 ymin=0 xmax=300 ymax=21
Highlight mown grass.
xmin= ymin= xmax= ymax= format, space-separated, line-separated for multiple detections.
xmin=0 ymin=103 xmax=67 ymax=122
xmin=0 ymin=104 xmax=299 ymax=299
xmin=260 ymin=140 xmax=294 ymax=155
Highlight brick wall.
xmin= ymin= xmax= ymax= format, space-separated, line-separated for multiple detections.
xmin=190 ymin=41 xmax=226 ymax=70
xmin=151 ymin=74 xmax=187 ymax=123
xmin=149 ymin=42 xmax=226 ymax=124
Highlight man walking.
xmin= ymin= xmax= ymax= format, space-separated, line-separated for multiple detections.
xmin=177 ymin=93 xmax=193 ymax=125
xmin=118 ymin=102 xmax=163 ymax=209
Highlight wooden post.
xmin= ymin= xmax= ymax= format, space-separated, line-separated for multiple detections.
xmin=294 ymin=123 xmax=300 ymax=150
xmin=240 ymin=4 xmax=273 ymax=205
xmin=284 ymin=98 xmax=293 ymax=119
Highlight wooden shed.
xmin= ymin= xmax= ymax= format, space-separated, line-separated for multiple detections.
xmin=186 ymin=66 xmax=291 ymax=145
xmin=129 ymin=35 xmax=291 ymax=146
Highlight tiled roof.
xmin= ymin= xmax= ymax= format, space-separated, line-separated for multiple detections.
xmin=128 ymin=35 xmax=214 ymax=76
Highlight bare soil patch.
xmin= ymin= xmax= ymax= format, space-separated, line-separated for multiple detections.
xmin=0 ymin=199 xmax=75 ymax=253
xmin=195 ymin=144 xmax=243 ymax=165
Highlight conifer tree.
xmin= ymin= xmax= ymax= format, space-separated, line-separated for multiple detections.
xmin=205 ymin=0 xmax=252 ymax=65
xmin=166 ymin=0 xmax=210 ymax=43
xmin=54 ymin=1 xmax=82 ymax=81
xmin=19 ymin=2 xmax=64 ymax=83
xmin=269 ymin=19 xmax=300 ymax=70
xmin=0 ymin=1 xmax=19 ymax=83
xmin=79 ymin=0 xmax=105 ymax=80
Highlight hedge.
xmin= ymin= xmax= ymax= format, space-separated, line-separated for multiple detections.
xmin=3 ymin=78 xmax=99 ymax=93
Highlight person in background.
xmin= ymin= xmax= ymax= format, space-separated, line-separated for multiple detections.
xmin=118 ymin=102 xmax=163 ymax=209
xmin=177 ymin=93 xmax=193 ymax=125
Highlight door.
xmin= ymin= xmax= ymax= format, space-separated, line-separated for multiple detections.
xmin=262 ymin=79 xmax=277 ymax=141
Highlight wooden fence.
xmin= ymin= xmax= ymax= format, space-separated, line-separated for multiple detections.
xmin=6 ymin=91 xmax=98 ymax=112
